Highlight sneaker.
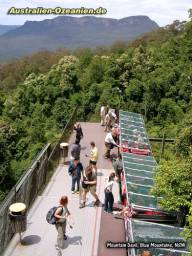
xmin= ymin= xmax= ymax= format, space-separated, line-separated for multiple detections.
xmin=79 ymin=202 xmax=85 ymax=208
xmin=55 ymin=244 xmax=59 ymax=250
xmin=72 ymin=191 xmax=75 ymax=194
xmin=94 ymin=199 xmax=100 ymax=206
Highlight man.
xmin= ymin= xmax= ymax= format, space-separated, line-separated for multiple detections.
xmin=70 ymin=139 xmax=81 ymax=160
xmin=79 ymin=166 xmax=100 ymax=208
xmin=112 ymin=154 xmax=123 ymax=180
xmin=104 ymin=129 xmax=119 ymax=159
xmin=100 ymin=106 xmax=105 ymax=126
xmin=68 ymin=158 xmax=83 ymax=194
xmin=104 ymin=111 xmax=111 ymax=132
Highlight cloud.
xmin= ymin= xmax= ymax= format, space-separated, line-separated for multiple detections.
xmin=0 ymin=0 xmax=191 ymax=25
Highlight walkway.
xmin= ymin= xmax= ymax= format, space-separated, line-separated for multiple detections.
xmin=3 ymin=123 xmax=126 ymax=256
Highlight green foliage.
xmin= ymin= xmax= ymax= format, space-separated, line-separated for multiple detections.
xmin=152 ymin=154 xmax=192 ymax=211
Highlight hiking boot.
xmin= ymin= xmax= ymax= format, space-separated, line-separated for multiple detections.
xmin=94 ymin=199 xmax=100 ymax=206
xmin=79 ymin=202 xmax=85 ymax=208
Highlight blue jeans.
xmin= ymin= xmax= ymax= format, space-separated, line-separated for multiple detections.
xmin=71 ymin=176 xmax=80 ymax=191
xmin=104 ymin=190 xmax=114 ymax=213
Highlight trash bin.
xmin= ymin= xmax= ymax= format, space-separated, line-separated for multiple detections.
xmin=9 ymin=203 xmax=27 ymax=234
xmin=60 ymin=142 xmax=69 ymax=157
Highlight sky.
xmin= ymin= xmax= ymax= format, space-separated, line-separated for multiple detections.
xmin=0 ymin=0 xmax=191 ymax=26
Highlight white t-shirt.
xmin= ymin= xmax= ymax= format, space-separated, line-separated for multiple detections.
xmin=105 ymin=132 xmax=117 ymax=146
xmin=105 ymin=180 xmax=114 ymax=192
xmin=90 ymin=147 xmax=99 ymax=162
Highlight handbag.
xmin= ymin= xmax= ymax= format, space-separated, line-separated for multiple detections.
xmin=82 ymin=177 xmax=88 ymax=189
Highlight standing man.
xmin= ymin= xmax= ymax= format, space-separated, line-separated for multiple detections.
xmin=89 ymin=141 xmax=99 ymax=172
xmin=70 ymin=139 xmax=81 ymax=160
xmin=79 ymin=166 xmax=100 ymax=208
xmin=68 ymin=158 xmax=83 ymax=194
xmin=104 ymin=129 xmax=119 ymax=159
xmin=100 ymin=106 xmax=106 ymax=126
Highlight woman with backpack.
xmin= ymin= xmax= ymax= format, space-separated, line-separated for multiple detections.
xmin=54 ymin=196 xmax=70 ymax=249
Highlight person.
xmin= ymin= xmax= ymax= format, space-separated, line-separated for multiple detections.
xmin=141 ymin=250 xmax=152 ymax=256
xmin=70 ymin=139 xmax=81 ymax=160
xmin=68 ymin=158 xmax=83 ymax=194
xmin=112 ymin=154 xmax=123 ymax=202
xmin=117 ymin=205 xmax=137 ymax=219
xmin=104 ymin=172 xmax=116 ymax=213
xmin=74 ymin=123 xmax=83 ymax=142
xmin=104 ymin=129 xmax=119 ymax=159
xmin=109 ymin=111 xmax=117 ymax=127
xmin=79 ymin=166 xmax=100 ymax=208
xmin=54 ymin=196 xmax=70 ymax=249
xmin=88 ymin=141 xmax=99 ymax=172
xmin=100 ymin=106 xmax=106 ymax=126
xmin=104 ymin=111 xmax=111 ymax=132
xmin=112 ymin=154 xmax=123 ymax=180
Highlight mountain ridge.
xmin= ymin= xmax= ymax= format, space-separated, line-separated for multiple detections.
xmin=0 ymin=15 xmax=159 ymax=62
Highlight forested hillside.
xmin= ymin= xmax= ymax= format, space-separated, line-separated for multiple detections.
xmin=0 ymin=12 xmax=192 ymax=246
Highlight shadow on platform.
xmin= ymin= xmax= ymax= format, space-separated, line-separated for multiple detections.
xmin=21 ymin=235 xmax=41 ymax=246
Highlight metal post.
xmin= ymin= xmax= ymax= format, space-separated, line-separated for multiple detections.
xmin=160 ymin=132 xmax=166 ymax=159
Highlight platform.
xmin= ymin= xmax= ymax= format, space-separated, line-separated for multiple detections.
xmin=3 ymin=123 xmax=126 ymax=256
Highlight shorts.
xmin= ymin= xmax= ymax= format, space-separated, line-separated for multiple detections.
xmin=84 ymin=185 xmax=96 ymax=194
xmin=90 ymin=160 xmax=97 ymax=166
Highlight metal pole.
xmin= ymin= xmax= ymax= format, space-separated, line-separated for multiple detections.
xmin=160 ymin=132 xmax=166 ymax=159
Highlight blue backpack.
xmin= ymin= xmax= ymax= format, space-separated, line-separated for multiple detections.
xmin=46 ymin=206 xmax=63 ymax=224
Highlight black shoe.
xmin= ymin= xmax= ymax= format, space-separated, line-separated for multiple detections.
xmin=64 ymin=234 xmax=67 ymax=240
xmin=79 ymin=202 xmax=85 ymax=208
xmin=94 ymin=199 xmax=100 ymax=206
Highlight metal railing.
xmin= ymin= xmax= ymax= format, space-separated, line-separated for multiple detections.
xmin=0 ymin=106 xmax=79 ymax=255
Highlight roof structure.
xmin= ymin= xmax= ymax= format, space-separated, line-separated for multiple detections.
xmin=119 ymin=110 xmax=190 ymax=255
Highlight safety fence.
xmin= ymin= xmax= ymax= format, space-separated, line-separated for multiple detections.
xmin=0 ymin=105 xmax=97 ymax=255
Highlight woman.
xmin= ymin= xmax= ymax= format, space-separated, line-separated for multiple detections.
xmin=54 ymin=196 xmax=70 ymax=249
xmin=104 ymin=172 xmax=116 ymax=213
xmin=74 ymin=123 xmax=83 ymax=143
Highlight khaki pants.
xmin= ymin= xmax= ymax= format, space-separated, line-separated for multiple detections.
xmin=104 ymin=142 xmax=112 ymax=158
xmin=55 ymin=220 xmax=66 ymax=249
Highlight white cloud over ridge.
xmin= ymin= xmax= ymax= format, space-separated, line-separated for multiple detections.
xmin=0 ymin=0 xmax=191 ymax=26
